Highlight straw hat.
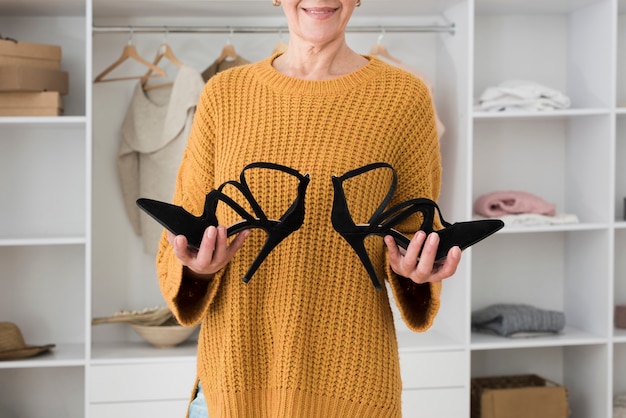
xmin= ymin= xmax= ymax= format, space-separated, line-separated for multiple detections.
xmin=0 ymin=322 xmax=55 ymax=360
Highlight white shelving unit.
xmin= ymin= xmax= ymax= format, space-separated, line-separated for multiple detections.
xmin=0 ymin=0 xmax=624 ymax=416
xmin=0 ymin=2 xmax=90 ymax=417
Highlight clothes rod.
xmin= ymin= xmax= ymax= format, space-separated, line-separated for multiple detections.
xmin=92 ymin=24 xmax=456 ymax=35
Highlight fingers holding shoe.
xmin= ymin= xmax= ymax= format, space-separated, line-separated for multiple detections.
xmin=385 ymin=231 xmax=461 ymax=284
xmin=168 ymin=226 xmax=250 ymax=280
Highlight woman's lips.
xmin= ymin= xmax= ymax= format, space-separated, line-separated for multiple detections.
xmin=302 ymin=7 xmax=338 ymax=18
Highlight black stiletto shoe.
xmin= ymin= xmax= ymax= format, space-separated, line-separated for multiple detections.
xmin=331 ymin=162 xmax=504 ymax=290
xmin=137 ymin=162 xmax=310 ymax=283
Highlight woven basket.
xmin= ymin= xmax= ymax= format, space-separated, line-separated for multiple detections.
xmin=471 ymin=374 xmax=569 ymax=418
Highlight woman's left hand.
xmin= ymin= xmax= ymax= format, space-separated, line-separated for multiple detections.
xmin=385 ymin=231 xmax=461 ymax=284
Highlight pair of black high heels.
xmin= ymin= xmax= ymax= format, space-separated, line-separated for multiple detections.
xmin=137 ymin=162 xmax=504 ymax=289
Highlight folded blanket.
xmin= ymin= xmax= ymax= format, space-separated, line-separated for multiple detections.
xmin=474 ymin=190 xmax=556 ymax=217
xmin=472 ymin=304 xmax=566 ymax=337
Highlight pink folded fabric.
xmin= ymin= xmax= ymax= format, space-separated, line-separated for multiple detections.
xmin=473 ymin=190 xmax=556 ymax=217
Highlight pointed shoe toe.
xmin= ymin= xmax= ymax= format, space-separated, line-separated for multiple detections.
xmin=136 ymin=198 xmax=208 ymax=249
xmin=434 ymin=218 xmax=504 ymax=260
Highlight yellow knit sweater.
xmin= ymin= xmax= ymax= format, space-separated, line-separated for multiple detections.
xmin=157 ymin=54 xmax=442 ymax=418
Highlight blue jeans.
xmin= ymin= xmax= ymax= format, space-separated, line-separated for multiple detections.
xmin=188 ymin=383 xmax=209 ymax=418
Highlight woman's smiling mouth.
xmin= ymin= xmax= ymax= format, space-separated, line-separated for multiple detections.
xmin=302 ymin=7 xmax=338 ymax=19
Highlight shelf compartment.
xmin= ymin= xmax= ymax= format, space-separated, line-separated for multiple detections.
xmin=472 ymin=115 xmax=612 ymax=224
xmin=0 ymin=245 xmax=86 ymax=347
xmin=0 ymin=366 xmax=85 ymax=418
xmin=471 ymin=230 xmax=611 ymax=338
xmin=474 ymin=0 xmax=614 ymax=110
xmin=0 ymin=125 xmax=86 ymax=238
xmin=471 ymin=344 xmax=609 ymax=418
xmin=0 ymin=16 xmax=87 ymax=117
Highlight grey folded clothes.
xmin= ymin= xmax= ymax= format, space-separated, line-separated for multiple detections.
xmin=472 ymin=304 xmax=566 ymax=338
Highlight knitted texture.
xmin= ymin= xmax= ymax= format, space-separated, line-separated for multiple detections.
xmin=156 ymin=54 xmax=442 ymax=418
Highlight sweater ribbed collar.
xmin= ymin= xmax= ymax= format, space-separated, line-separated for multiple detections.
xmin=253 ymin=53 xmax=385 ymax=95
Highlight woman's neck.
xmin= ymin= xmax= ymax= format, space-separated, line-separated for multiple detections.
xmin=272 ymin=40 xmax=368 ymax=81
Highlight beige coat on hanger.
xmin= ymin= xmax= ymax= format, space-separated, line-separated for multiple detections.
xmin=118 ymin=65 xmax=205 ymax=254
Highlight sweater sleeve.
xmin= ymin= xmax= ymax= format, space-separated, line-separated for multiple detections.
xmin=385 ymin=75 xmax=444 ymax=332
xmin=155 ymin=82 xmax=225 ymax=326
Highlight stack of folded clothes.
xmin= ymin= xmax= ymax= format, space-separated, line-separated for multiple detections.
xmin=471 ymin=304 xmax=566 ymax=338
xmin=473 ymin=190 xmax=579 ymax=226
xmin=477 ymin=80 xmax=571 ymax=112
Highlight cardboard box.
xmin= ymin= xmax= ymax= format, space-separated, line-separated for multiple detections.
xmin=0 ymin=66 xmax=68 ymax=94
xmin=0 ymin=38 xmax=61 ymax=70
xmin=471 ymin=374 xmax=570 ymax=418
xmin=0 ymin=92 xmax=63 ymax=116
xmin=480 ymin=386 xmax=569 ymax=418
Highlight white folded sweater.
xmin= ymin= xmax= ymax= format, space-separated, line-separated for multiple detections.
xmin=479 ymin=80 xmax=571 ymax=112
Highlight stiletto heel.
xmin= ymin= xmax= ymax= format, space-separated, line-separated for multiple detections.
xmin=331 ymin=162 xmax=504 ymax=290
xmin=137 ymin=162 xmax=310 ymax=283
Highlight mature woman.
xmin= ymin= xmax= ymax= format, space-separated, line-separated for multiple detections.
xmin=156 ymin=0 xmax=462 ymax=416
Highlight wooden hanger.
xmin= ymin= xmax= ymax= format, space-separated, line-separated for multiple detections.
xmin=94 ymin=37 xmax=167 ymax=83
xmin=141 ymin=43 xmax=184 ymax=91
xmin=369 ymin=29 xmax=403 ymax=66
xmin=217 ymin=43 xmax=238 ymax=64
xmin=216 ymin=29 xmax=238 ymax=64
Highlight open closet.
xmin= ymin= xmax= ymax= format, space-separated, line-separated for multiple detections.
xmin=1 ymin=0 xmax=626 ymax=416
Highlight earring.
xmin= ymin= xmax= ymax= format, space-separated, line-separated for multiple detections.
xmin=273 ymin=0 xmax=280 ymax=6
xmin=355 ymin=0 xmax=361 ymax=6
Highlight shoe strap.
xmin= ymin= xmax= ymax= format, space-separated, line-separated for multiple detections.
xmin=334 ymin=162 xmax=451 ymax=233
xmin=333 ymin=162 xmax=397 ymax=227
xmin=210 ymin=183 xmax=260 ymax=224
xmin=218 ymin=162 xmax=309 ymax=227
xmin=377 ymin=198 xmax=452 ymax=233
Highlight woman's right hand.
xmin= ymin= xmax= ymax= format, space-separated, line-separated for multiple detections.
xmin=168 ymin=226 xmax=250 ymax=280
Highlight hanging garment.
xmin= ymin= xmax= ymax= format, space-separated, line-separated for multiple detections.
xmin=201 ymin=55 xmax=250 ymax=82
xmin=118 ymin=65 xmax=205 ymax=254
